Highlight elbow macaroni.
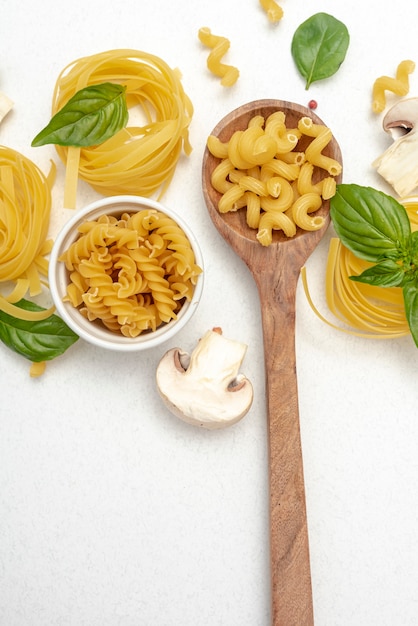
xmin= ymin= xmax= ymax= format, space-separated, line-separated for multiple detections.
xmin=207 ymin=110 xmax=341 ymax=246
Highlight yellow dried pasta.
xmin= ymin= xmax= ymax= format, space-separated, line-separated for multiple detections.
xmin=207 ymin=110 xmax=341 ymax=245
xmin=59 ymin=209 xmax=202 ymax=337
xmin=372 ymin=59 xmax=415 ymax=114
xmin=301 ymin=200 xmax=418 ymax=339
xmin=198 ymin=27 xmax=239 ymax=87
xmin=259 ymin=0 xmax=284 ymax=22
xmin=51 ymin=49 xmax=194 ymax=208
xmin=0 ymin=146 xmax=56 ymax=321
xmin=298 ymin=117 xmax=342 ymax=176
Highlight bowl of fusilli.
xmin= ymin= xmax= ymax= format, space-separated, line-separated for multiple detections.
xmin=49 ymin=195 xmax=204 ymax=351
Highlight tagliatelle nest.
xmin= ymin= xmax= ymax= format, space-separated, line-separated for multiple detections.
xmin=51 ymin=49 xmax=194 ymax=208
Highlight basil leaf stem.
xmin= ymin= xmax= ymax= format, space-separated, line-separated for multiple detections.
xmin=0 ymin=299 xmax=79 ymax=362
xmin=291 ymin=13 xmax=350 ymax=89
xmin=31 ymin=82 xmax=128 ymax=148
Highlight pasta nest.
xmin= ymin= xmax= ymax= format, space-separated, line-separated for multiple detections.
xmin=0 ymin=146 xmax=55 ymax=319
xmin=52 ymin=49 xmax=194 ymax=199
xmin=304 ymin=200 xmax=418 ymax=339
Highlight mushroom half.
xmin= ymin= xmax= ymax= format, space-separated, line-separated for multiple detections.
xmin=156 ymin=328 xmax=253 ymax=429
xmin=373 ymin=97 xmax=418 ymax=197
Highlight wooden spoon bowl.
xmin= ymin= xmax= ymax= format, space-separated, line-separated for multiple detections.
xmin=202 ymin=99 xmax=342 ymax=625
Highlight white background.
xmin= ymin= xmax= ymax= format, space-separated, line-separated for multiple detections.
xmin=1 ymin=1 xmax=418 ymax=625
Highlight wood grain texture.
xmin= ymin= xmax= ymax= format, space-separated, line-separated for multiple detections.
xmin=202 ymin=100 xmax=343 ymax=625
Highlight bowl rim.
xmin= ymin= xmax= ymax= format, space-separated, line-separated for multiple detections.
xmin=48 ymin=195 xmax=204 ymax=351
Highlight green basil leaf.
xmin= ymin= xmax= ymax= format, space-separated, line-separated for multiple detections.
xmin=0 ymin=299 xmax=79 ymax=362
xmin=291 ymin=12 xmax=350 ymax=89
xmin=350 ymin=259 xmax=406 ymax=287
xmin=409 ymin=230 xmax=418 ymax=260
xmin=31 ymin=82 xmax=128 ymax=148
xmin=330 ymin=184 xmax=411 ymax=262
xmin=403 ymin=279 xmax=418 ymax=347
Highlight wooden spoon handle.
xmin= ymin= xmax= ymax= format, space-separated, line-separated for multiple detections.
xmin=255 ymin=264 xmax=314 ymax=626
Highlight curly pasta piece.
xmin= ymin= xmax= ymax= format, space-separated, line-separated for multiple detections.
xmin=299 ymin=118 xmax=342 ymax=176
xmin=133 ymin=250 xmax=178 ymax=323
xmin=257 ymin=211 xmax=297 ymax=246
xmin=259 ymin=0 xmax=284 ymax=22
xmin=291 ymin=192 xmax=324 ymax=231
xmin=238 ymin=126 xmax=277 ymax=165
xmin=261 ymin=159 xmax=300 ymax=181
xmin=265 ymin=111 xmax=300 ymax=153
xmin=198 ymin=27 xmax=239 ymax=87
xmin=260 ymin=179 xmax=294 ymax=213
xmin=372 ymin=60 xmax=415 ymax=114
xmin=206 ymin=135 xmax=229 ymax=159
xmin=211 ymin=158 xmax=235 ymax=193
xmin=218 ymin=184 xmax=245 ymax=213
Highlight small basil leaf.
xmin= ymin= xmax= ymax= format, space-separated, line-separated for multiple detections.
xmin=403 ymin=278 xmax=418 ymax=347
xmin=350 ymin=259 xmax=406 ymax=287
xmin=330 ymin=184 xmax=411 ymax=262
xmin=31 ymin=82 xmax=128 ymax=148
xmin=291 ymin=12 xmax=350 ymax=89
xmin=0 ymin=299 xmax=79 ymax=362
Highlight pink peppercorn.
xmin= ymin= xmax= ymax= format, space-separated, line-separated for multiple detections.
xmin=308 ymin=99 xmax=318 ymax=110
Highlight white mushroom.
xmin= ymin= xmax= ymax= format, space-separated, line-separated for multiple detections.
xmin=156 ymin=328 xmax=253 ymax=429
xmin=372 ymin=97 xmax=418 ymax=196
xmin=0 ymin=92 xmax=13 ymax=124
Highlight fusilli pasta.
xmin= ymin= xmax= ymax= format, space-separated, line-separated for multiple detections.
xmin=60 ymin=209 xmax=202 ymax=336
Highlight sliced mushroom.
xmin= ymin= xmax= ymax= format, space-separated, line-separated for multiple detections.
xmin=156 ymin=328 xmax=253 ymax=429
xmin=372 ymin=97 xmax=418 ymax=196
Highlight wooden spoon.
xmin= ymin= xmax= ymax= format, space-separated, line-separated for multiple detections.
xmin=202 ymin=99 xmax=342 ymax=625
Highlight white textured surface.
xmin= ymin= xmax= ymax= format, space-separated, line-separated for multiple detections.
xmin=1 ymin=1 xmax=418 ymax=625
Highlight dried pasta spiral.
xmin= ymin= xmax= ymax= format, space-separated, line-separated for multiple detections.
xmin=372 ymin=60 xmax=415 ymax=114
xmin=259 ymin=0 xmax=284 ymax=22
xmin=198 ymin=27 xmax=239 ymax=87
xmin=51 ymin=49 xmax=194 ymax=207
xmin=0 ymin=146 xmax=56 ymax=321
xmin=60 ymin=209 xmax=202 ymax=337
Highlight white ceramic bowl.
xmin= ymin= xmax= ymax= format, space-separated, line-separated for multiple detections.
xmin=49 ymin=195 xmax=204 ymax=351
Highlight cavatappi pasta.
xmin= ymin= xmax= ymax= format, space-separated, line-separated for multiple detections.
xmin=59 ymin=209 xmax=202 ymax=337
xmin=0 ymin=146 xmax=56 ymax=321
xmin=259 ymin=0 xmax=284 ymax=23
xmin=372 ymin=59 xmax=415 ymax=113
xmin=51 ymin=49 xmax=194 ymax=208
xmin=302 ymin=199 xmax=418 ymax=339
xmin=198 ymin=27 xmax=239 ymax=87
xmin=207 ymin=111 xmax=341 ymax=245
